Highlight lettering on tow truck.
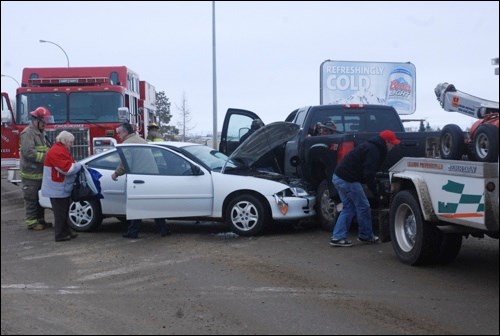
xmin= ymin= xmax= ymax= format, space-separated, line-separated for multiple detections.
xmin=447 ymin=164 xmax=477 ymax=174
xmin=407 ymin=161 xmax=443 ymax=170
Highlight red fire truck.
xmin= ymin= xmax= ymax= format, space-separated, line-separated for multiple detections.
xmin=1 ymin=66 xmax=157 ymax=168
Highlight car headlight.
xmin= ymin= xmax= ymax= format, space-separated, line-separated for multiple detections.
xmin=289 ymin=187 xmax=308 ymax=197
xmin=276 ymin=187 xmax=309 ymax=198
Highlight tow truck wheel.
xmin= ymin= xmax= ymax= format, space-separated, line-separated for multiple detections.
xmin=68 ymin=199 xmax=103 ymax=232
xmin=439 ymin=124 xmax=465 ymax=160
xmin=473 ymin=124 xmax=499 ymax=162
xmin=390 ymin=190 xmax=440 ymax=266
xmin=316 ymin=180 xmax=340 ymax=231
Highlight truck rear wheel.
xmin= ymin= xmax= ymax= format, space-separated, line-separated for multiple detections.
xmin=473 ymin=124 xmax=498 ymax=162
xmin=316 ymin=180 xmax=340 ymax=232
xmin=390 ymin=190 xmax=440 ymax=266
xmin=439 ymin=124 xmax=465 ymax=160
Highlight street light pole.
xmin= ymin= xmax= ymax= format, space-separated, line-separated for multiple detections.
xmin=1 ymin=74 xmax=20 ymax=87
xmin=212 ymin=1 xmax=218 ymax=149
xmin=39 ymin=39 xmax=70 ymax=67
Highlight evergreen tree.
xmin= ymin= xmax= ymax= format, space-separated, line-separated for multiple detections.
xmin=155 ymin=91 xmax=178 ymax=138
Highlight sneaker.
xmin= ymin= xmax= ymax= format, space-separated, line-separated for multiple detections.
xmin=330 ymin=239 xmax=353 ymax=247
xmin=358 ymin=235 xmax=379 ymax=244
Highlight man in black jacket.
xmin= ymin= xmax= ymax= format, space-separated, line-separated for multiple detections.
xmin=330 ymin=130 xmax=400 ymax=247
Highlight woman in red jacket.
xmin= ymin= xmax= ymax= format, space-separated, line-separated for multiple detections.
xmin=41 ymin=131 xmax=82 ymax=242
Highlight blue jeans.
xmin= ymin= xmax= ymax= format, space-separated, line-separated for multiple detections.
xmin=126 ymin=219 xmax=169 ymax=237
xmin=126 ymin=219 xmax=141 ymax=237
xmin=331 ymin=174 xmax=375 ymax=240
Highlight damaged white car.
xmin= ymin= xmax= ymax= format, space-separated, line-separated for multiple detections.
xmin=39 ymin=141 xmax=315 ymax=236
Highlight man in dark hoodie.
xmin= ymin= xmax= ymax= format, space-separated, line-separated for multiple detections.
xmin=330 ymin=130 xmax=400 ymax=247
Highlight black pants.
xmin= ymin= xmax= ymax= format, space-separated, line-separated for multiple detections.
xmin=50 ymin=197 xmax=72 ymax=241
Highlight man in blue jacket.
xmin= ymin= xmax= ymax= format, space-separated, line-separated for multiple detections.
xmin=330 ymin=130 xmax=400 ymax=247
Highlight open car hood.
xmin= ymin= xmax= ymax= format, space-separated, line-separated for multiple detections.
xmin=228 ymin=121 xmax=300 ymax=168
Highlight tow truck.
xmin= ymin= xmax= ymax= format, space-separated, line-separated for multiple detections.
xmin=434 ymin=58 xmax=499 ymax=162
xmin=387 ymin=59 xmax=499 ymax=266
xmin=389 ymin=157 xmax=498 ymax=266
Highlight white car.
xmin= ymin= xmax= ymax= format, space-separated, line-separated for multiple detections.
xmin=39 ymin=142 xmax=315 ymax=236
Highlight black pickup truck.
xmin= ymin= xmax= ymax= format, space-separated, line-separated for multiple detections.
xmin=220 ymin=104 xmax=440 ymax=235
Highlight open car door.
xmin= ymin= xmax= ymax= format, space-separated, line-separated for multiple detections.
xmin=219 ymin=108 xmax=262 ymax=156
xmin=116 ymin=144 xmax=214 ymax=220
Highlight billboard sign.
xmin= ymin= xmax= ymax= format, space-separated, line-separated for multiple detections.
xmin=320 ymin=60 xmax=416 ymax=115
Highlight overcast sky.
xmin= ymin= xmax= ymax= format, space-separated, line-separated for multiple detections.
xmin=1 ymin=1 xmax=499 ymax=135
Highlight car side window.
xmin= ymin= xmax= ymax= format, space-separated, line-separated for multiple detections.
xmin=87 ymin=151 xmax=121 ymax=170
xmin=153 ymin=147 xmax=194 ymax=176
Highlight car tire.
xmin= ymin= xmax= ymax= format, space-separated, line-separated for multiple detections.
xmin=68 ymin=199 xmax=103 ymax=232
xmin=316 ymin=179 xmax=340 ymax=232
xmin=225 ymin=194 xmax=268 ymax=236
xmin=439 ymin=124 xmax=465 ymax=160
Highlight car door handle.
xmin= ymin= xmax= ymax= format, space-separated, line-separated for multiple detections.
xmin=133 ymin=180 xmax=145 ymax=184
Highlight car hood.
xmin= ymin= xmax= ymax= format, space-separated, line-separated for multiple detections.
xmin=228 ymin=121 xmax=299 ymax=168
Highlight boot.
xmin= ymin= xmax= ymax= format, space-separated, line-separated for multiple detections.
xmin=30 ymin=224 xmax=46 ymax=231
xmin=39 ymin=220 xmax=53 ymax=228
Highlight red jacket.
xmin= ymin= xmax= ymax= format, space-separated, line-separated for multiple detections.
xmin=41 ymin=142 xmax=81 ymax=198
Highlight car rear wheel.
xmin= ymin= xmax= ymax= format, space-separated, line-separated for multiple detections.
xmin=225 ymin=194 xmax=267 ymax=236
xmin=68 ymin=199 xmax=103 ymax=232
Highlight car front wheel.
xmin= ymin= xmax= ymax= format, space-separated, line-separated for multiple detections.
xmin=225 ymin=194 xmax=268 ymax=236
xmin=68 ymin=199 xmax=103 ymax=232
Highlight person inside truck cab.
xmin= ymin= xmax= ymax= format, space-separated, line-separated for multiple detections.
xmin=239 ymin=118 xmax=263 ymax=145
xmin=309 ymin=121 xmax=338 ymax=136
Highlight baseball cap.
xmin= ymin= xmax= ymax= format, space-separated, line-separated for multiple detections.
xmin=379 ymin=130 xmax=401 ymax=145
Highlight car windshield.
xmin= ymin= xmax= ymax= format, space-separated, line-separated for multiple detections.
xmin=180 ymin=144 xmax=238 ymax=172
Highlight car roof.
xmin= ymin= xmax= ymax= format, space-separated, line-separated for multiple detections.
xmin=148 ymin=141 xmax=201 ymax=148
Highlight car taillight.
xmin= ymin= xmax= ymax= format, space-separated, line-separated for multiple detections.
xmin=336 ymin=141 xmax=354 ymax=163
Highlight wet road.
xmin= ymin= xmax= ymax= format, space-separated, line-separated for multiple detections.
xmin=1 ymin=169 xmax=499 ymax=335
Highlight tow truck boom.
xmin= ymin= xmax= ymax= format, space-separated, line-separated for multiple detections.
xmin=434 ymin=82 xmax=499 ymax=119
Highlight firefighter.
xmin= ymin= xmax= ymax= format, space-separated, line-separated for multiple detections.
xmin=19 ymin=106 xmax=54 ymax=230
xmin=146 ymin=122 xmax=164 ymax=142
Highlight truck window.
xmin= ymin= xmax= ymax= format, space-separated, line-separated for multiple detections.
xmin=367 ymin=112 xmax=403 ymax=132
xmin=69 ymin=92 xmax=123 ymax=123
xmin=16 ymin=93 xmax=66 ymax=124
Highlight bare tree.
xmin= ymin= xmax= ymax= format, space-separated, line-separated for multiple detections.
xmin=176 ymin=92 xmax=196 ymax=141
